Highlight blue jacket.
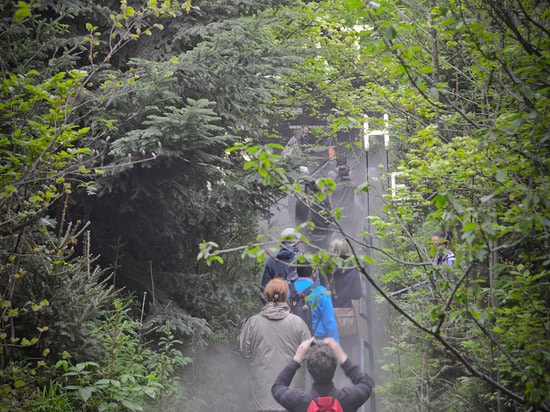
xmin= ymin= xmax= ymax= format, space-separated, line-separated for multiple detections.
xmin=294 ymin=278 xmax=339 ymax=342
xmin=261 ymin=244 xmax=299 ymax=288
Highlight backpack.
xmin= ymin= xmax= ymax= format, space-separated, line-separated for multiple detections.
xmin=288 ymin=282 xmax=317 ymax=334
xmin=306 ymin=393 xmax=344 ymax=412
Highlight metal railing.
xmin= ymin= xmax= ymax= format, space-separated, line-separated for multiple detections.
xmin=357 ymin=278 xmax=377 ymax=412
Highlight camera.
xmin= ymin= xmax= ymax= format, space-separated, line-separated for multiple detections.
xmin=311 ymin=338 xmax=324 ymax=346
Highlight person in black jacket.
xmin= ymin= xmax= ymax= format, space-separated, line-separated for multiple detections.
xmin=272 ymin=337 xmax=374 ymax=412
xmin=295 ymin=181 xmax=332 ymax=253
xmin=324 ymin=238 xmax=362 ymax=374
xmin=261 ymin=228 xmax=301 ymax=289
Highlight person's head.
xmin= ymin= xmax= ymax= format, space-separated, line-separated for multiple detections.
xmin=264 ymin=278 xmax=288 ymax=303
xmin=298 ymin=165 xmax=310 ymax=175
xmin=431 ymin=230 xmax=451 ymax=245
xmin=296 ymin=264 xmax=314 ymax=278
xmin=306 ymin=342 xmax=337 ymax=384
xmin=304 ymin=180 xmax=317 ymax=194
xmin=330 ymin=238 xmax=350 ymax=258
xmin=280 ymin=227 xmax=299 ymax=246
xmin=337 ymin=164 xmax=349 ymax=179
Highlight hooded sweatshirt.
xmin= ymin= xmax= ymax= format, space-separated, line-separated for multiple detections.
xmin=239 ymin=302 xmax=311 ymax=411
xmin=261 ymin=244 xmax=300 ymax=288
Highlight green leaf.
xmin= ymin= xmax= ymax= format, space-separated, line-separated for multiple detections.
xmin=78 ymin=386 xmax=95 ymax=402
xmin=428 ymin=87 xmax=439 ymax=101
xmin=13 ymin=2 xmax=31 ymax=22
xmin=361 ymin=255 xmax=376 ymax=265
xmin=495 ymin=169 xmax=506 ymax=182
xmin=462 ymin=222 xmax=478 ymax=232
xmin=384 ymin=25 xmax=397 ymax=41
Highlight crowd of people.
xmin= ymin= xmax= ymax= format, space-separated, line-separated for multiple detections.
xmin=239 ymin=127 xmax=457 ymax=410
xmin=240 ymin=227 xmax=372 ymax=412
xmin=239 ymin=224 xmax=457 ymax=411
xmin=239 ymin=127 xmax=455 ymax=412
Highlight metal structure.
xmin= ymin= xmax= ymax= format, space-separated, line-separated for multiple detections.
xmin=265 ymin=114 xmax=391 ymax=412
xmin=357 ymin=282 xmax=377 ymax=412
xmin=356 ymin=115 xmax=390 ymax=412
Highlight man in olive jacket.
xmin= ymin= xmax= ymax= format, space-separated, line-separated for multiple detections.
xmin=272 ymin=337 xmax=374 ymax=412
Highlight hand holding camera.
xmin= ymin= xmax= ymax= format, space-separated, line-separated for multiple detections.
xmin=293 ymin=337 xmax=315 ymax=363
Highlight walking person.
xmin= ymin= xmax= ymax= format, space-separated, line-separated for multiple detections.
xmin=261 ymin=228 xmax=301 ymax=290
xmin=325 ymin=239 xmax=362 ymax=359
xmin=391 ymin=230 xmax=456 ymax=297
xmin=330 ymin=165 xmax=355 ymax=234
xmin=295 ymin=181 xmax=332 ymax=253
xmin=271 ymin=337 xmax=374 ymax=412
xmin=240 ymin=278 xmax=311 ymax=412
xmin=293 ymin=264 xmax=339 ymax=342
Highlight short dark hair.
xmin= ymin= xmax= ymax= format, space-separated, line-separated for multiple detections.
xmin=432 ymin=229 xmax=451 ymax=242
xmin=296 ymin=264 xmax=313 ymax=278
xmin=306 ymin=343 xmax=337 ymax=384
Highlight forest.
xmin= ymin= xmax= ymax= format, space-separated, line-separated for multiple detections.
xmin=0 ymin=0 xmax=548 ymax=411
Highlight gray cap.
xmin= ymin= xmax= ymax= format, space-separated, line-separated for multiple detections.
xmin=280 ymin=228 xmax=299 ymax=244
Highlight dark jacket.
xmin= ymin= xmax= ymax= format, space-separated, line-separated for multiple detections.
xmin=294 ymin=196 xmax=332 ymax=252
xmin=271 ymin=359 xmax=374 ymax=412
xmin=261 ymin=244 xmax=300 ymax=288
xmin=330 ymin=177 xmax=366 ymax=238
xmin=326 ymin=266 xmax=362 ymax=308
xmin=331 ymin=177 xmax=355 ymax=215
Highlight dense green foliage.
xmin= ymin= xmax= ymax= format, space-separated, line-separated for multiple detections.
xmin=1 ymin=0 xmax=302 ymax=409
xmin=203 ymin=0 xmax=550 ymax=411
xmin=0 ymin=1 xmax=287 ymax=410
xmin=2 ymin=0 xmax=548 ymax=410
xmin=360 ymin=1 xmax=550 ymax=410
xmin=0 ymin=1 xmax=204 ymax=409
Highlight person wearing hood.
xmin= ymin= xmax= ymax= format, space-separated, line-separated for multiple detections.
xmin=261 ymin=228 xmax=301 ymax=290
xmin=240 ymin=278 xmax=312 ymax=412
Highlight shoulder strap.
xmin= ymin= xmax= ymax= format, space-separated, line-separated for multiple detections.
xmin=288 ymin=280 xmax=297 ymax=292
xmin=288 ymin=281 xmax=299 ymax=303
xmin=301 ymin=283 xmax=317 ymax=297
